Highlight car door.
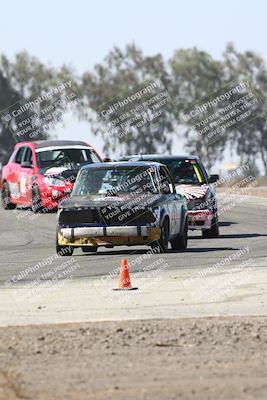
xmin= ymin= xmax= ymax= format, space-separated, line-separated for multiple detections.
xmin=19 ymin=146 xmax=35 ymax=205
xmin=8 ymin=146 xmax=26 ymax=203
xmin=159 ymin=166 xmax=181 ymax=236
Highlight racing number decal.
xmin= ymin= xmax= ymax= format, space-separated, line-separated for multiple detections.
xmin=9 ymin=182 xmax=20 ymax=199
xmin=20 ymin=173 xmax=27 ymax=195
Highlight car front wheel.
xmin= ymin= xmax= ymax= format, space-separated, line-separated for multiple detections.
xmin=32 ymin=185 xmax=43 ymax=213
xmin=170 ymin=217 xmax=188 ymax=251
xmin=151 ymin=218 xmax=169 ymax=253
xmin=202 ymin=213 xmax=219 ymax=238
xmin=56 ymin=244 xmax=74 ymax=256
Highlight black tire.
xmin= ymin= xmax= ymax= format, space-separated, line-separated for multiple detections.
xmin=82 ymin=246 xmax=98 ymax=253
xmin=170 ymin=217 xmax=188 ymax=251
xmin=151 ymin=218 xmax=169 ymax=253
xmin=202 ymin=213 xmax=219 ymax=238
xmin=1 ymin=182 xmax=16 ymax=210
xmin=56 ymin=244 xmax=74 ymax=256
xmin=32 ymin=185 xmax=43 ymax=213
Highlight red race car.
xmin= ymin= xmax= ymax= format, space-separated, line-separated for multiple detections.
xmin=1 ymin=140 xmax=102 ymax=213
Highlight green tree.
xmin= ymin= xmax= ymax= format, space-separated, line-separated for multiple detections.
xmin=0 ymin=51 xmax=77 ymax=165
xmin=80 ymin=44 xmax=174 ymax=156
xmin=0 ymin=67 xmax=20 ymax=165
xmin=169 ymin=48 xmax=227 ymax=170
xmin=223 ymin=44 xmax=267 ymax=175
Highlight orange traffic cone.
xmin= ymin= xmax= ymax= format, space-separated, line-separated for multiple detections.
xmin=113 ymin=258 xmax=138 ymax=291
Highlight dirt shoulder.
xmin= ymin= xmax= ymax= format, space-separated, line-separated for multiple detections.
xmin=217 ymin=185 xmax=267 ymax=198
xmin=1 ymin=316 xmax=267 ymax=400
xmin=249 ymin=186 xmax=267 ymax=197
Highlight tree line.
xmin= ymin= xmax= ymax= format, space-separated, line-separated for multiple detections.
xmin=0 ymin=44 xmax=267 ymax=174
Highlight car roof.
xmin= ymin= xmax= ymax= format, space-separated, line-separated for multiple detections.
xmin=120 ymin=154 xmax=199 ymax=161
xmin=80 ymin=161 xmax=164 ymax=170
xmin=16 ymin=140 xmax=90 ymax=149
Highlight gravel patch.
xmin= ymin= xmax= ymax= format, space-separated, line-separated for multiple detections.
xmin=0 ymin=316 xmax=267 ymax=399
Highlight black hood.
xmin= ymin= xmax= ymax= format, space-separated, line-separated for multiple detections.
xmin=59 ymin=193 xmax=164 ymax=209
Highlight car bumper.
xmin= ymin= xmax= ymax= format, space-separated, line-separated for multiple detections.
xmin=57 ymin=226 xmax=161 ymax=247
xmin=188 ymin=209 xmax=213 ymax=230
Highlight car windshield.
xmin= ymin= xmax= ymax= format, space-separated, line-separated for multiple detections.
xmin=72 ymin=166 xmax=160 ymax=196
xmin=157 ymin=159 xmax=205 ymax=184
xmin=36 ymin=148 xmax=100 ymax=171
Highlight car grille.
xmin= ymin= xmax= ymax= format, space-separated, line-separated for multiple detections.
xmin=59 ymin=209 xmax=101 ymax=226
xmin=100 ymin=207 xmax=156 ymax=225
xmin=59 ymin=207 xmax=156 ymax=226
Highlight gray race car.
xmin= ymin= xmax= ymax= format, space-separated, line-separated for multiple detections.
xmin=56 ymin=161 xmax=188 ymax=255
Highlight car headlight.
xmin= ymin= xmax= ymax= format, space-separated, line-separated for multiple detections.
xmin=43 ymin=176 xmax=65 ymax=187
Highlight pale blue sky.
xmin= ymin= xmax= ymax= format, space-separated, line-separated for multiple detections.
xmin=1 ymin=0 xmax=266 ymax=73
xmin=1 ymin=0 xmax=266 ymax=168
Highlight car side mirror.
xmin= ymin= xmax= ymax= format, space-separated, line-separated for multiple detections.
xmin=208 ymin=174 xmax=219 ymax=183
xmin=103 ymin=157 xmax=112 ymax=162
xmin=21 ymin=161 xmax=33 ymax=168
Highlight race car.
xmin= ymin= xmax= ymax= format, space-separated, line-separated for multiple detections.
xmin=1 ymin=140 xmax=102 ymax=212
xmin=56 ymin=161 xmax=188 ymax=255
xmin=119 ymin=155 xmax=219 ymax=238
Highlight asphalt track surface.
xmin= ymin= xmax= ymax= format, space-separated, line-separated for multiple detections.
xmin=0 ymin=193 xmax=266 ymax=286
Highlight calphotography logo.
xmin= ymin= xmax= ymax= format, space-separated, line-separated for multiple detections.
xmin=181 ymin=80 xmax=263 ymax=146
xmin=96 ymin=78 xmax=173 ymax=142
xmin=0 ymin=80 xmax=80 ymax=142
